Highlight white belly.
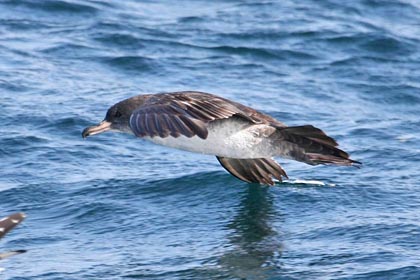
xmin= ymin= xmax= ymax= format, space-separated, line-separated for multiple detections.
xmin=143 ymin=119 xmax=277 ymax=158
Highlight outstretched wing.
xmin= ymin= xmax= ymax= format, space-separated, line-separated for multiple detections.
xmin=0 ymin=212 xmax=25 ymax=239
xmin=129 ymin=92 xmax=256 ymax=139
xmin=0 ymin=213 xmax=26 ymax=260
xmin=217 ymin=157 xmax=288 ymax=185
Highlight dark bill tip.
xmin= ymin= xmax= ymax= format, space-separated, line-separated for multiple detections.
xmin=0 ymin=249 xmax=27 ymax=260
xmin=82 ymin=127 xmax=91 ymax=139
xmin=14 ymin=249 xmax=27 ymax=254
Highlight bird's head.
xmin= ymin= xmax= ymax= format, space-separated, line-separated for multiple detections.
xmin=82 ymin=95 xmax=147 ymax=138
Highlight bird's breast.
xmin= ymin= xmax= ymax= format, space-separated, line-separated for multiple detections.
xmin=143 ymin=118 xmax=277 ymax=158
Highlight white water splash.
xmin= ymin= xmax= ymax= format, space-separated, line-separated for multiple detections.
xmin=283 ymin=179 xmax=336 ymax=187
xmin=396 ymin=134 xmax=415 ymax=142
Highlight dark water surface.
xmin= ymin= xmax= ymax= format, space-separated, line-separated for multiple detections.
xmin=1 ymin=0 xmax=420 ymax=279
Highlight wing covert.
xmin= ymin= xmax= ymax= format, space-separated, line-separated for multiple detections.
xmin=129 ymin=92 xmax=250 ymax=139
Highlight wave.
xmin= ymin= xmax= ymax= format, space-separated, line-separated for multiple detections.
xmin=2 ymin=0 xmax=99 ymax=15
xmin=100 ymin=55 xmax=159 ymax=73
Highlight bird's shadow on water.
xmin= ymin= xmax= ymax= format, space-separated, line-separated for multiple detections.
xmin=139 ymin=172 xmax=286 ymax=279
xmin=217 ymin=182 xmax=284 ymax=280
xmin=106 ymin=171 xmax=287 ymax=279
xmin=77 ymin=170 xmax=335 ymax=279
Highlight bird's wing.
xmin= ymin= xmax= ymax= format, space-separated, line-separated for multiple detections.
xmin=129 ymin=92 xmax=256 ymax=139
xmin=0 ymin=213 xmax=25 ymax=239
xmin=216 ymin=157 xmax=288 ymax=185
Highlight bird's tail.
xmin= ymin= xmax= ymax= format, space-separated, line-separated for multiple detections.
xmin=273 ymin=125 xmax=361 ymax=167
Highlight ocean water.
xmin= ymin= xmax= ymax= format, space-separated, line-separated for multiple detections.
xmin=1 ymin=0 xmax=420 ymax=279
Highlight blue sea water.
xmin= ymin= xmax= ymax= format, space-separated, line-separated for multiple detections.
xmin=1 ymin=0 xmax=420 ymax=279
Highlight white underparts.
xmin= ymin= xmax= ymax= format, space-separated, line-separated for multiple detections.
xmin=143 ymin=118 xmax=278 ymax=158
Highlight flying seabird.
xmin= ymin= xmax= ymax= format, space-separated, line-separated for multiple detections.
xmin=82 ymin=91 xmax=360 ymax=185
xmin=0 ymin=212 xmax=26 ymax=260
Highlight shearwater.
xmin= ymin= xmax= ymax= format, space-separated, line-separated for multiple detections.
xmin=82 ymin=91 xmax=360 ymax=185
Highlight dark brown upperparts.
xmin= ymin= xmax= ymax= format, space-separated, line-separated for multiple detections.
xmin=128 ymin=91 xmax=286 ymax=139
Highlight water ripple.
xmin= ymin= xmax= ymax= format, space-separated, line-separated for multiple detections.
xmin=1 ymin=0 xmax=420 ymax=279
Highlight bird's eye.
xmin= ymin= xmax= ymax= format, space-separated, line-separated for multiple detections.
xmin=115 ymin=111 xmax=122 ymax=118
